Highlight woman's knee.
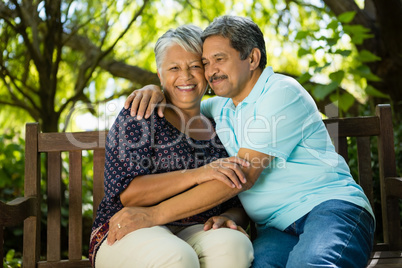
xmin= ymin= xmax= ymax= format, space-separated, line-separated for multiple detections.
xmin=97 ymin=242 xmax=199 ymax=268
xmin=158 ymin=241 xmax=200 ymax=268
xmin=198 ymin=228 xmax=254 ymax=267
xmin=95 ymin=227 xmax=200 ymax=268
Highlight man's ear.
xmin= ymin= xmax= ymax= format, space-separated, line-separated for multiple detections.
xmin=249 ymin=48 xmax=261 ymax=70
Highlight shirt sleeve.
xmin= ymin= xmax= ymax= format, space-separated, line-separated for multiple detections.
xmin=201 ymin=96 xmax=226 ymax=118
xmin=244 ymin=76 xmax=315 ymax=160
xmin=104 ymin=108 xmax=153 ymax=203
xmin=200 ymin=98 xmax=213 ymax=118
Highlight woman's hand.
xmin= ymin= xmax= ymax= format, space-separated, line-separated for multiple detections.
xmin=193 ymin=156 xmax=249 ymax=189
xmin=124 ymin=85 xmax=166 ymax=119
xmin=107 ymin=206 xmax=158 ymax=245
xmin=203 ymin=215 xmax=249 ymax=238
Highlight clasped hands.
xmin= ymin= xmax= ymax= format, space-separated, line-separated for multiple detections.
xmin=192 ymin=156 xmax=249 ymax=189
xmin=107 ymin=157 xmax=250 ymax=245
xmin=107 ymin=207 xmax=248 ymax=245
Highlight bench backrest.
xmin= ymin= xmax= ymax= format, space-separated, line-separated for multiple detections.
xmin=15 ymin=104 xmax=402 ymax=266
xmin=323 ymin=104 xmax=400 ymax=250
xmin=23 ymin=123 xmax=107 ymax=267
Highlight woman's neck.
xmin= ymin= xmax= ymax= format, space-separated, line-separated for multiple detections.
xmin=164 ymin=106 xmax=214 ymax=140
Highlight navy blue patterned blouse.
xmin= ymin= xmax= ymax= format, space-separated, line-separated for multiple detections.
xmin=89 ymin=107 xmax=242 ymax=265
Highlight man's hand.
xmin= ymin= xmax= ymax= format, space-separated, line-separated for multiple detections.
xmin=204 ymin=215 xmax=249 ymax=238
xmin=124 ymin=85 xmax=165 ymax=119
xmin=107 ymin=206 xmax=159 ymax=245
xmin=193 ymin=156 xmax=249 ymax=189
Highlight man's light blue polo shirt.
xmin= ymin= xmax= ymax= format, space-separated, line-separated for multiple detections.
xmin=201 ymin=67 xmax=374 ymax=230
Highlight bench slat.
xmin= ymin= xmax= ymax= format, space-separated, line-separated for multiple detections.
xmin=338 ymin=137 xmax=349 ymax=163
xmin=38 ymin=132 xmax=107 ymax=152
xmin=69 ymin=151 xmax=83 ymax=260
xmin=376 ymin=105 xmax=399 ymax=250
xmin=37 ymin=259 xmax=91 ymax=268
xmin=23 ymin=123 xmax=41 ymax=266
xmin=324 ymin=116 xmax=380 ymax=137
xmin=357 ymin=136 xmax=374 ymax=209
xmin=93 ymin=149 xmax=105 ymax=221
xmin=47 ymin=152 xmax=62 ymax=261
xmin=367 ymin=250 xmax=402 ymax=268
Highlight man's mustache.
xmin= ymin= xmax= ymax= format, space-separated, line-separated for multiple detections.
xmin=209 ymin=75 xmax=228 ymax=83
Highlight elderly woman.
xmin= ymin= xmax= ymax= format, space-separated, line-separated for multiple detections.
xmin=89 ymin=25 xmax=254 ymax=268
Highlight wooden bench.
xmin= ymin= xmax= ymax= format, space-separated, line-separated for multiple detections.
xmin=1 ymin=104 xmax=401 ymax=267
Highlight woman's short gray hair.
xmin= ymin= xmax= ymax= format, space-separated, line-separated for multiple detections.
xmin=155 ymin=25 xmax=203 ymax=72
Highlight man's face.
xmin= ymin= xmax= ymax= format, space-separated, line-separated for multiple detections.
xmin=202 ymin=35 xmax=253 ymax=104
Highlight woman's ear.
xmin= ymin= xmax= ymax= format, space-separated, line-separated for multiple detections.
xmin=157 ymin=71 xmax=162 ymax=84
xmin=249 ymin=48 xmax=261 ymax=70
xmin=157 ymin=71 xmax=165 ymax=93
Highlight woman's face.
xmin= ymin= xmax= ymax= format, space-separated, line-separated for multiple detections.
xmin=157 ymin=44 xmax=207 ymax=110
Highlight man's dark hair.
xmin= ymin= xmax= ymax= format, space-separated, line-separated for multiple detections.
xmin=202 ymin=15 xmax=267 ymax=70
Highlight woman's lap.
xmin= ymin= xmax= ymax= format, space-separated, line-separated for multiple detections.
xmin=177 ymin=224 xmax=254 ymax=268
xmin=95 ymin=224 xmax=253 ymax=268
xmin=95 ymin=225 xmax=199 ymax=268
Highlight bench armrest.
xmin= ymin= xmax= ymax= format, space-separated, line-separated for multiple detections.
xmin=385 ymin=177 xmax=402 ymax=198
xmin=0 ymin=196 xmax=38 ymax=227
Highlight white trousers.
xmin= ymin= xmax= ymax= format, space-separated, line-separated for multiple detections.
xmin=95 ymin=224 xmax=254 ymax=268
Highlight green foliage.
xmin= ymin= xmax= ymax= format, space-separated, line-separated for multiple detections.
xmin=337 ymin=11 xmax=356 ymax=24
xmin=292 ymin=9 xmax=387 ymax=114
xmin=357 ymin=50 xmax=382 ymax=63
xmin=1 ymin=0 xmax=397 ymax=131
xmin=313 ymin=81 xmax=338 ymax=100
xmin=3 ymin=249 xmax=22 ymax=268
xmin=353 ymin=65 xmax=382 ymax=82
xmin=0 ymin=131 xmax=25 ymax=202
xmin=343 ymin=24 xmax=374 ymax=45
xmin=0 ymin=131 xmax=26 ymax=260
xmin=330 ymin=92 xmax=354 ymax=112
xmin=365 ymin=85 xmax=389 ymax=99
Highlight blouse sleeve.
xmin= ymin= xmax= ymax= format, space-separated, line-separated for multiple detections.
xmin=104 ymin=108 xmax=154 ymax=203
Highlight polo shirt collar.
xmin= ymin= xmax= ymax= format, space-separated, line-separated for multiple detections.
xmin=222 ymin=67 xmax=274 ymax=111
xmin=242 ymin=66 xmax=274 ymax=104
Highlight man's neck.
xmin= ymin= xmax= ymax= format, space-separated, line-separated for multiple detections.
xmin=232 ymin=68 xmax=263 ymax=107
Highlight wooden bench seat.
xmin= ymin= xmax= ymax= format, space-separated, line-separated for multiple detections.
xmin=1 ymin=104 xmax=401 ymax=267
